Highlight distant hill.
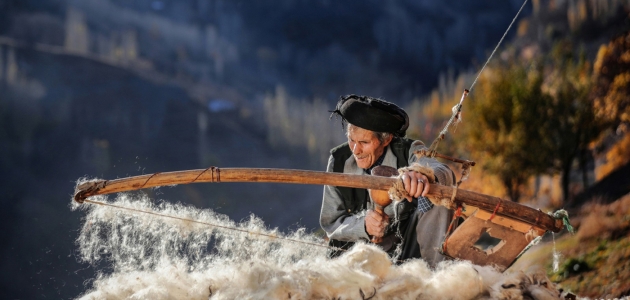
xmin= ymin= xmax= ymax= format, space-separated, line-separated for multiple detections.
xmin=0 ymin=0 xmax=531 ymax=102
xmin=0 ymin=42 xmax=323 ymax=299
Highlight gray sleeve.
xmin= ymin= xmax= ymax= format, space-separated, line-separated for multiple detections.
xmin=319 ymin=155 xmax=370 ymax=242
xmin=408 ymin=141 xmax=456 ymax=186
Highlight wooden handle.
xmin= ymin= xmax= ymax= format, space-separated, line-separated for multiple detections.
xmin=74 ymin=167 xmax=397 ymax=203
xmin=74 ymin=167 xmax=565 ymax=232
xmin=369 ymin=166 xmax=398 ymax=208
xmin=369 ymin=166 xmax=398 ymax=244
xmin=370 ymin=205 xmax=385 ymax=244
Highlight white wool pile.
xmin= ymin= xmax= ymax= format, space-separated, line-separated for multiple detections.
xmin=71 ymin=191 xmax=564 ymax=300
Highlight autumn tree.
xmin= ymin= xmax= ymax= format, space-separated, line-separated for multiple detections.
xmin=591 ymin=32 xmax=630 ymax=178
xmin=463 ymin=41 xmax=610 ymax=204
xmin=543 ymin=43 xmax=604 ymax=202
xmin=592 ymin=31 xmax=630 ymax=131
xmin=464 ymin=62 xmax=553 ymax=201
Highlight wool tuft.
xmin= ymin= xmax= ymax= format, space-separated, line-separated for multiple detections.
xmin=73 ymin=192 xmax=566 ymax=300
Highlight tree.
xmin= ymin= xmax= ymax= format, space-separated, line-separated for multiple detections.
xmin=543 ymin=43 xmax=603 ymax=202
xmin=463 ymin=41 xmax=609 ymax=204
xmin=592 ymin=32 xmax=630 ymax=132
xmin=464 ymin=62 xmax=553 ymax=201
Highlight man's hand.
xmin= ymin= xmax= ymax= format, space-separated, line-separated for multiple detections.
xmin=400 ymin=170 xmax=430 ymax=202
xmin=365 ymin=209 xmax=389 ymax=239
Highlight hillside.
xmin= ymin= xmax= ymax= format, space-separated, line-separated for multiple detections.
xmin=511 ymin=193 xmax=630 ymax=298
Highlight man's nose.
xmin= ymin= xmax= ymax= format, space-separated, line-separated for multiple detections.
xmin=352 ymin=143 xmax=360 ymax=154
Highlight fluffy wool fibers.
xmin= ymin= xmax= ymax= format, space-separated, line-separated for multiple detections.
xmin=72 ymin=191 xmax=558 ymax=300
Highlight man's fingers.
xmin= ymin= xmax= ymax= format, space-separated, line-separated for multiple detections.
xmin=402 ymin=172 xmax=416 ymax=195
xmin=401 ymin=174 xmax=411 ymax=195
xmin=367 ymin=211 xmax=387 ymax=227
xmin=421 ymin=175 xmax=430 ymax=197
xmin=375 ymin=212 xmax=389 ymax=228
xmin=368 ymin=210 xmax=384 ymax=222
xmin=366 ymin=210 xmax=389 ymax=237
xmin=381 ymin=213 xmax=390 ymax=225
xmin=418 ymin=174 xmax=431 ymax=197
xmin=405 ymin=195 xmax=413 ymax=202
xmin=409 ymin=175 xmax=419 ymax=196
xmin=403 ymin=171 xmax=426 ymax=198
xmin=413 ymin=177 xmax=424 ymax=198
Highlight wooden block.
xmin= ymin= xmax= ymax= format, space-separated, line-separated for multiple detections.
xmin=443 ymin=209 xmax=542 ymax=272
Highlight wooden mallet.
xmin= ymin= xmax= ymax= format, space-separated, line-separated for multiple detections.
xmin=369 ymin=165 xmax=399 ymax=243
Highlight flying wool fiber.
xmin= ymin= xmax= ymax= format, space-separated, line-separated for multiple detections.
xmin=71 ymin=182 xmax=563 ymax=299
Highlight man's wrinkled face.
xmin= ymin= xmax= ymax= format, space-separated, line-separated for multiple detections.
xmin=347 ymin=125 xmax=392 ymax=170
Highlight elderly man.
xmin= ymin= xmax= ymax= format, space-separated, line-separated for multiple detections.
xmin=320 ymin=94 xmax=455 ymax=267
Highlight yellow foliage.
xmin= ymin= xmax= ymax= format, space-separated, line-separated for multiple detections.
xmin=448 ymin=160 xmax=507 ymax=198
xmin=405 ymin=72 xmax=472 ymax=156
xmin=592 ymin=32 xmax=630 ymax=127
xmin=596 ymin=132 xmax=630 ymax=180
xmin=593 ymin=44 xmax=609 ymax=77
xmin=608 ymin=73 xmax=630 ymax=123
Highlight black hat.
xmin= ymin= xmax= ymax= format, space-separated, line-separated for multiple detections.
xmin=331 ymin=94 xmax=409 ymax=137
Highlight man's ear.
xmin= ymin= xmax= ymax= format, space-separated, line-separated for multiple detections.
xmin=381 ymin=134 xmax=394 ymax=148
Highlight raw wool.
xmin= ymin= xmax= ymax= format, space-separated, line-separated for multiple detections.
xmin=396 ymin=163 xmax=436 ymax=184
xmin=377 ymin=260 xmax=432 ymax=298
xmin=388 ymin=163 xmax=457 ymax=209
xmin=73 ymin=192 xmax=324 ymax=270
xmin=388 ymin=179 xmax=409 ymax=202
xmin=72 ymin=191 xmax=564 ymax=300
xmin=212 ymin=243 xmax=392 ymax=299
xmin=388 ymin=163 xmax=435 ymax=201
xmin=79 ymin=263 xmax=214 ymax=300
xmin=425 ymin=260 xmax=487 ymax=298
xmin=482 ymin=267 xmax=562 ymax=300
